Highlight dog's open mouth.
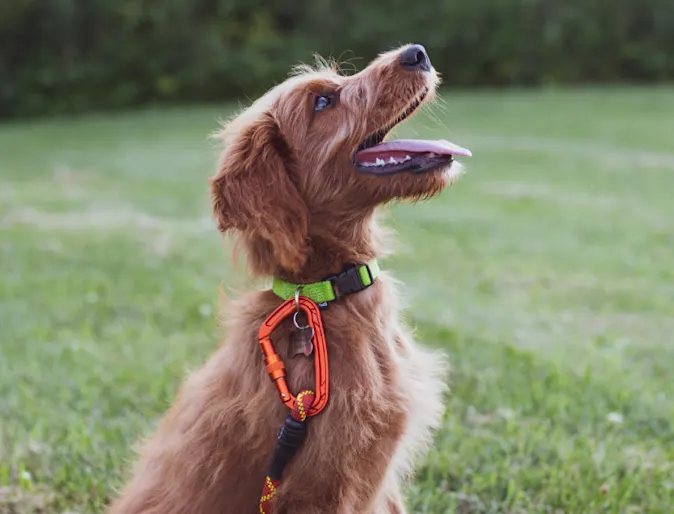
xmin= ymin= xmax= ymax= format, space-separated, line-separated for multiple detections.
xmin=353 ymin=90 xmax=471 ymax=176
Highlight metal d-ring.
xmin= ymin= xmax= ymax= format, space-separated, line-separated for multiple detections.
xmin=292 ymin=311 xmax=313 ymax=332
xmin=294 ymin=286 xmax=301 ymax=313
xmin=292 ymin=286 xmax=312 ymax=334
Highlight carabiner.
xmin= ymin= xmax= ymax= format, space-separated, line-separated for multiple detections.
xmin=258 ymin=296 xmax=329 ymax=417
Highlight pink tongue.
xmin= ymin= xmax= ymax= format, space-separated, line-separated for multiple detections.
xmin=355 ymin=139 xmax=472 ymax=163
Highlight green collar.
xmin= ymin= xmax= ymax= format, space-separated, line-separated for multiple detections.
xmin=272 ymin=260 xmax=380 ymax=305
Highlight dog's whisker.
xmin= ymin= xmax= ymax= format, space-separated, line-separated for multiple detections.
xmin=430 ymin=97 xmax=451 ymax=116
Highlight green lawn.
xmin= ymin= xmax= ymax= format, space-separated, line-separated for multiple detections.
xmin=1 ymin=87 xmax=673 ymax=513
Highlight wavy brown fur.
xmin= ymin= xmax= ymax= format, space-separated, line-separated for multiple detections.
xmin=108 ymin=45 xmax=458 ymax=513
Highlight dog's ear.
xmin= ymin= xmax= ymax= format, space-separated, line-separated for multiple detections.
xmin=210 ymin=112 xmax=309 ymax=272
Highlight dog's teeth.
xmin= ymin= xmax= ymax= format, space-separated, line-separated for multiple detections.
xmin=375 ymin=158 xmax=385 ymax=166
xmin=404 ymin=155 xmax=411 ymax=162
xmin=388 ymin=157 xmax=397 ymax=164
xmin=362 ymin=162 xmax=375 ymax=167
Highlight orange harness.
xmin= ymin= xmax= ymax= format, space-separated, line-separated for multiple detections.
xmin=257 ymin=296 xmax=329 ymax=513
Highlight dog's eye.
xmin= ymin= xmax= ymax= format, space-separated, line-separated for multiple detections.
xmin=314 ymin=95 xmax=332 ymax=112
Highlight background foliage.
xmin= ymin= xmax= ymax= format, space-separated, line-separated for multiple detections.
xmin=2 ymin=0 xmax=674 ymax=118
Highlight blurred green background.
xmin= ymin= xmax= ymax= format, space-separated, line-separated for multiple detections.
xmin=2 ymin=0 xmax=674 ymax=118
xmin=2 ymin=1 xmax=674 ymax=513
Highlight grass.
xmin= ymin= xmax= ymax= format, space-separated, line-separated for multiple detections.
xmin=1 ymin=86 xmax=673 ymax=513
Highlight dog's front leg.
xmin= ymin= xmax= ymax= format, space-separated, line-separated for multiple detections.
xmin=108 ymin=338 xmax=283 ymax=514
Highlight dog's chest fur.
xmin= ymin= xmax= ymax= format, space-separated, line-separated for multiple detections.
xmin=109 ymin=276 xmax=447 ymax=514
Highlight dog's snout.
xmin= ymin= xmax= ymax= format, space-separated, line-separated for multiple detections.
xmin=400 ymin=44 xmax=431 ymax=72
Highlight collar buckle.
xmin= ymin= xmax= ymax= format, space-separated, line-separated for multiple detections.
xmin=328 ymin=265 xmax=371 ymax=299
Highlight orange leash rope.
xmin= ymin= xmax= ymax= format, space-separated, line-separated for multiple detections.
xmin=257 ymin=296 xmax=329 ymax=513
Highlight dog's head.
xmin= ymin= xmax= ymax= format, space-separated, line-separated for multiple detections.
xmin=211 ymin=44 xmax=470 ymax=276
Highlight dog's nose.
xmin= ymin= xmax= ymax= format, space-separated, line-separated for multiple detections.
xmin=400 ymin=44 xmax=431 ymax=72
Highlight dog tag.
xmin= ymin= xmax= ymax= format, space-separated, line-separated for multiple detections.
xmin=290 ymin=326 xmax=314 ymax=357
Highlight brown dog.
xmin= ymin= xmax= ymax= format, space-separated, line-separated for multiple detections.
xmin=109 ymin=44 xmax=470 ymax=514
